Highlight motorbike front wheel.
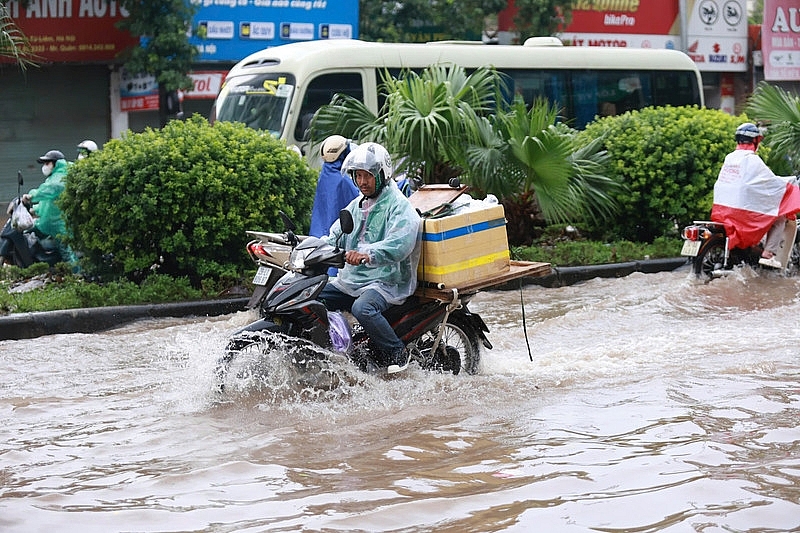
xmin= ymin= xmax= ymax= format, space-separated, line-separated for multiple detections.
xmin=215 ymin=333 xmax=279 ymax=393
xmin=412 ymin=313 xmax=482 ymax=375
xmin=693 ymin=238 xmax=727 ymax=279
xmin=216 ymin=328 xmax=346 ymax=394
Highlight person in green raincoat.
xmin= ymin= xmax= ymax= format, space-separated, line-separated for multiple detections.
xmin=22 ymin=149 xmax=75 ymax=263
xmin=320 ymin=142 xmax=421 ymax=374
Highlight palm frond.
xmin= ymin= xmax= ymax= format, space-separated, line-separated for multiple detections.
xmin=308 ymin=93 xmax=381 ymax=145
xmin=746 ymin=82 xmax=800 ymax=167
xmin=0 ymin=5 xmax=38 ymax=69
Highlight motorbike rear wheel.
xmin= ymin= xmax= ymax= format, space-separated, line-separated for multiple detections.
xmin=787 ymin=232 xmax=800 ymax=276
xmin=412 ymin=313 xmax=481 ymax=375
xmin=693 ymin=238 xmax=727 ymax=279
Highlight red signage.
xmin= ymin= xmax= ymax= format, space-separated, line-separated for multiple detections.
xmin=185 ymin=71 xmax=228 ymax=100
xmin=5 ymin=0 xmax=137 ymax=63
xmin=499 ymin=1 xmax=748 ymax=71
xmin=565 ymin=1 xmax=679 ymax=38
xmin=762 ymin=0 xmax=800 ymax=80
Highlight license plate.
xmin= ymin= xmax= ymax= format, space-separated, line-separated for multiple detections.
xmin=680 ymin=240 xmax=701 ymax=256
xmin=252 ymin=266 xmax=272 ymax=286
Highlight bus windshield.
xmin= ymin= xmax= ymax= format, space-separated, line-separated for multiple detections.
xmin=214 ymin=73 xmax=296 ymax=136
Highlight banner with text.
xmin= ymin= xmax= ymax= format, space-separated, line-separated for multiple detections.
xmin=762 ymin=0 xmax=800 ymax=80
xmin=188 ymin=0 xmax=359 ymax=61
xmin=501 ymin=0 xmax=748 ymax=72
xmin=4 ymin=0 xmax=137 ymax=63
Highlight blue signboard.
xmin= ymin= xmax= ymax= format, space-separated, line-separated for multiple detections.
xmin=189 ymin=0 xmax=359 ymax=62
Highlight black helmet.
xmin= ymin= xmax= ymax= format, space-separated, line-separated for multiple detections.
xmin=734 ymin=123 xmax=764 ymax=144
xmin=37 ymin=150 xmax=65 ymax=164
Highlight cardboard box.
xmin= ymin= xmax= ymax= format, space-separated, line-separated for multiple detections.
xmin=418 ymin=204 xmax=510 ymax=288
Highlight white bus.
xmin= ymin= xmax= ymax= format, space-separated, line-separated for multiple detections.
xmin=212 ymin=38 xmax=704 ymax=153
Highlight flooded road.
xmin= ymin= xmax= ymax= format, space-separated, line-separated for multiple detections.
xmin=1 ymin=267 xmax=798 ymax=532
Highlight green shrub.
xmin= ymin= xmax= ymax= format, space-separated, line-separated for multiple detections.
xmin=60 ymin=115 xmax=316 ymax=284
xmin=512 ymin=236 xmax=682 ymax=267
xmin=0 ymin=273 xmax=204 ymax=314
xmin=578 ymin=106 xmax=745 ymax=242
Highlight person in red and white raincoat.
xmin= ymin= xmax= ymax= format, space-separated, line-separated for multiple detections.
xmin=711 ymin=123 xmax=800 ymax=269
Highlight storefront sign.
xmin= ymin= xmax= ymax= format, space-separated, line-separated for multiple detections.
xmin=7 ymin=0 xmax=357 ymax=64
xmin=119 ymin=71 xmax=159 ymax=112
xmin=118 ymin=70 xmax=226 ymax=111
xmin=185 ymin=71 xmax=227 ymax=99
xmin=684 ymin=0 xmax=748 ymax=72
xmin=762 ymin=0 xmax=800 ymax=80
xmin=500 ymin=0 xmax=747 ymax=72
xmin=189 ymin=1 xmax=359 ymax=61
xmin=5 ymin=0 xmax=137 ymax=63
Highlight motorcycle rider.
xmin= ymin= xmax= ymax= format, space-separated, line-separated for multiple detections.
xmin=21 ymin=150 xmax=75 ymax=263
xmin=318 ymin=142 xmax=421 ymax=374
xmin=711 ymin=122 xmax=800 ymax=269
xmin=76 ymin=139 xmax=98 ymax=160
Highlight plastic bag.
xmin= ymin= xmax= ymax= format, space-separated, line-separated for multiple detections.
xmin=11 ymin=200 xmax=34 ymax=231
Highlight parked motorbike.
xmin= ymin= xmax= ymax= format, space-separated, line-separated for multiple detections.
xmin=680 ymin=218 xmax=800 ymax=279
xmin=215 ymin=210 xmax=491 ymax=392
xmin=0 ymin=171 xmax=63 ymax=268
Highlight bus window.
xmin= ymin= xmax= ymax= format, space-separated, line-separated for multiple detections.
xmin=504 ymin=70 xmax=568 ymax=117
xmin=652 ymin=71 xmax=699 ymax=107
xmin=214 ymin=73 xmax=296 ymax=136
xmin=294 ymin=72 xmax=364 ymax=141
xmin=572 ymin=71 xmax=654 ymax=127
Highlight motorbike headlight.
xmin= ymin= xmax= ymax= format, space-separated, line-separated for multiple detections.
xmin=289 ymin=249 xmax=309 ymax=270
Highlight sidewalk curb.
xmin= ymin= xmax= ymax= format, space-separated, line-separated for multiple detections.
xmin=496 ymin=257 xmax=690 ymax=290
xmin=0 ymin=298 xmax=250 ymax=341
xmin=1 ymin=258 xmax=690 ymax=340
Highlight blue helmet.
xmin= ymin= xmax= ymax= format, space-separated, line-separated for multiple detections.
xmin=735 ymin=123 xmax=764 ymax=144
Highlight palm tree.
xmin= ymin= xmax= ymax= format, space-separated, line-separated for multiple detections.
xmin=0 ymin=4 xmax=37 ymax=69
xmin=309 ymin=64 xmax=618 ymax=244
xmin=745 ymin=81 xmax=800 ymax=174
xmin=467 ymin=98 xmax=619 ymax=244
xmin=311 ymin=64 xmax=500 ymax=184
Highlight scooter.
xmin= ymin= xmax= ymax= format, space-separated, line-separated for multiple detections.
xmin=215 ymin=210 xmax=491 ymax=392
xmin=0 ymin=171 xmax=63 ymax=268
xmin=680 ymin=218 xmax=800 ymax=279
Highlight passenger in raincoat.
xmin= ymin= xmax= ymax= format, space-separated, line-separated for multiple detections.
xmin=320 ymin=142 xmax=421 ymax=374
xmin=309 ymin=135 xmax=359 ymax=238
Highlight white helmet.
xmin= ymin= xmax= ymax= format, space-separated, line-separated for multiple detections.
xmin=77 ymin=139 xmax=98 ymax=159
xmin=320 ymin=135 xmax=348 ymax=163
xmin=341 ymin=142 xmax=393 ymax=194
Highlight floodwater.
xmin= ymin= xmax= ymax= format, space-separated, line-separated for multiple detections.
xmin=1 ymin=266 xmax=798 ymax=532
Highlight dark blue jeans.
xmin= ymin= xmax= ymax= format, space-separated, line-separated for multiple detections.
xmin=318 ymin=285 xmax=405 ymax=356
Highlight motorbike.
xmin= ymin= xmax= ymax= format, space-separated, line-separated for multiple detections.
xmin=680 ymin=217 xmax=800 ymax=279
xmin=0 ymin=171 xmax=64 ymax=268
xmin=215 ymin=210 xmax=492 ymax=392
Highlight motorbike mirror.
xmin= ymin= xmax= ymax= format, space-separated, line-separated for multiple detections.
xmin=278 ymin=211 xmax=299 ymax=247
xmin=279 ymin=210 xmax=297 ymax=232
xmin=17 ymin=170 xmax=23 ymax=188
xmin=339 ymin=209 xmax=354 ymax=234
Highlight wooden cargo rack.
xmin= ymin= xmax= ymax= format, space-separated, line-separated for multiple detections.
xmin=415 ymin=260 xmax=551 ymax=301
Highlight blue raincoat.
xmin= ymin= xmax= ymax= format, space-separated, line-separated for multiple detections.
xmin=309 ymin=154 xmax=359 ymax=238
xmin=325 ymin=181 xmax=421 ymax=305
